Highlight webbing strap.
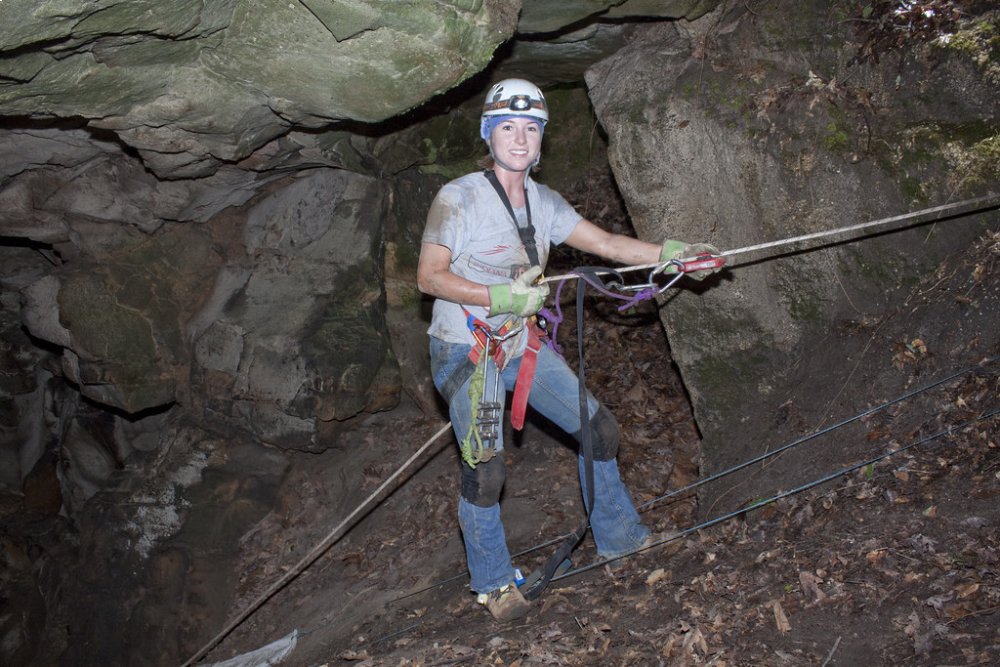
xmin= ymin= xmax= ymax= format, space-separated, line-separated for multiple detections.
xmin=463 ymin=307 xmax=515 ymax=369
xmin=522 ymin=270 xmax=596 ymax=600
xmin=483 ymin=170 xmax=540 ymax=268
xmin=510 ymin=322 xmax=544 ymax=431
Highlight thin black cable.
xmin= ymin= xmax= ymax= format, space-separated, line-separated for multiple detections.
xmin=387 ymin=357 xmax=997 ymax=603
xmin=554 ymin=408 xmax=1000 ymax=582
xmin=374 ymin=408 xmax=997 ymax=649
xmin=637 ymin=356 xmax=999 ymax=512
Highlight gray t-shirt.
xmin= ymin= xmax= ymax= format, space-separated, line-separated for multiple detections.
xmin=422 ymin=171 xmax=582 ymax=353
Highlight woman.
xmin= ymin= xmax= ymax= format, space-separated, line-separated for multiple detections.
xmin=416 ymin=78 xmax=718 ymax=621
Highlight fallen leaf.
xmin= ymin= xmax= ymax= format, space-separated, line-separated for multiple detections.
xmin=646 ymin=568 xmax=668 ymax=586
xmin=770 ymin=600 xmax=792 ymax=633
xmin=956 ymin=582 xmax=980 ymax=599
xmin=799 ymin=571 xmax=827 ymax=605
xmin=339 ymin=649 xmax=370 ymax=661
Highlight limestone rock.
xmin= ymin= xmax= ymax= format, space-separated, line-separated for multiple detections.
xmin=587 ymin=4 xmax=1000 ymax=496
xmin=191 ymin=168 xmax=399 ymax=450
xmin=0 ymin=0 xmax=522 ymax=178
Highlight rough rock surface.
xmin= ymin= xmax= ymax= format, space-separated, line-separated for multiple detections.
xmin=517 ymin=0 xmax=714 ymax=34
xmin=0 ymin=0 xmax=521 ymax=178
xmin=587 ymin=2 xmax=1000 ymax=503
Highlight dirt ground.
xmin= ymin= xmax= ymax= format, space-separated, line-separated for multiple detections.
xmin=200 ymin=196 xmax=999 ymax=666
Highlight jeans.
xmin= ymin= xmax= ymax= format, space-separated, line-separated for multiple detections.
xmin=430 ymin=336 xmax=650 ymax=593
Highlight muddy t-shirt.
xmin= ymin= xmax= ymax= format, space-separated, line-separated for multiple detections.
xmin=422 ymin=171 xmax=582 ymax=353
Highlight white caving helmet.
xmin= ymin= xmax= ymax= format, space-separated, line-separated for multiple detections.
xmin=480 ymin=78 xmax=549 ymax=141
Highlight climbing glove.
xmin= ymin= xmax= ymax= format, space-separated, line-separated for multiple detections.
xmin=659 ymin=239 xmax=722 ymax=281
xmin=488 ymin=266 xmax=549 ymax=317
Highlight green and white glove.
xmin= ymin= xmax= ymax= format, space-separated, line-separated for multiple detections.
xmin=659 ymin=239 xmax=722 ymax=281
xmin=488 ymin=266 xmax=549 ymax=317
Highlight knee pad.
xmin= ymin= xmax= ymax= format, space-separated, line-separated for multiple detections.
xmin=460 ymin=455 xmax=506 ymax=507
xmin=575 ymin=404 xmax=620 ymax=461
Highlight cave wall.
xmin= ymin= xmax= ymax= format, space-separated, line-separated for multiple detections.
xmin=587 ymin=2 xmax=1000 ymax=504
xmin=2 ymin=2 xmax=732 ymax=664
xmin=0 ymin=0 xmax=522 ymax=178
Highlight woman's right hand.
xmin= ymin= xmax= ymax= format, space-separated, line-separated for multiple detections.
xmin=488 ymin=266 xmax=549 ymax=317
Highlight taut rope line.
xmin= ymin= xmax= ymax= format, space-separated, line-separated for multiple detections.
xmin=181 ymin=421 xmax=454 ymax=667
xmin=184 ymin=193 xmax=999 ymax=663
xmin=555 ymin=407 xmax=1000 ymax=581
xmin=541 ymin=193 xmax=1000 ymax=284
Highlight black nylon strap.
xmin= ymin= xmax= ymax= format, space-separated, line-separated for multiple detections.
xmin=440 ymin=356 xmax=476 ymax=403
xmin=522 ymin=269 xmax=597 ymax=601
xmin=484 ymin=170 xmax=540 ymax=268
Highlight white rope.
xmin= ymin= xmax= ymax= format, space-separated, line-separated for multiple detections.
xmin=541 ymin=193 xmax=1000 ymax=284
xmin=181 ymin=421 xmax=454 ymax=667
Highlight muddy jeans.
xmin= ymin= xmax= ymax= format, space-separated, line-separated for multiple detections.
xmin=429 ymin=335 xmax=650 ymax=594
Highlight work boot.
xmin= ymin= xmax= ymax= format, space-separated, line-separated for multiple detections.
xmin=478 ymin=584 xmax=531 ymax=622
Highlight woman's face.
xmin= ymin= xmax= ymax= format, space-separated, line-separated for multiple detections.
xmin=489 ymin=116 xmax=543 ymax=173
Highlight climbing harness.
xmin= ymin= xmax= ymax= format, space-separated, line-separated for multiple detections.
xmin=461 ymin=313 xmax=522 ymax=466
xmin=458 ymin=170 xmax=552 ymax=464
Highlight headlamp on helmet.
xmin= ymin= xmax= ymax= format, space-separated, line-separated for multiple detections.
xmin=480 ymin=78 xmax=548 ymax=141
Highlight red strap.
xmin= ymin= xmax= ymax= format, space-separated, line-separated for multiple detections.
xmin=464 ymin=309 xmax=513 ymax=369
xmin=510 ymin=322 xmax=544 ymax=431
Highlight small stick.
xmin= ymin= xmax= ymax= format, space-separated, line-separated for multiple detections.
xmin=821 ymin=636 xmax=842 ymax=667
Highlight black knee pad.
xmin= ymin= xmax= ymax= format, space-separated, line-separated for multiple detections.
xmin=460 ymin=455 xmax=506 ymax=507
xmin=574 ymin=404 xmax=620 ymax=461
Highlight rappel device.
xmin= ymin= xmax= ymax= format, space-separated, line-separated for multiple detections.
xmin=678 ymin=253 xmax=727 ymax=273
xmin=474 ymin=336 xmax=502 ymax=448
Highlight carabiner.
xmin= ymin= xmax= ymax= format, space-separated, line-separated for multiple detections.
xmin=649 ymin=259 xmax=686 ymax=294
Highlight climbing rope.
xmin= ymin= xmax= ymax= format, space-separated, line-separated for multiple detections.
xmin=180 ymin=421 xmax=454 ymax=667
xmin=556 ymin=406 xmax=1000 ymax=581
xmin=377 ymin=397 xmax=998 ymax=648
xmin=541 ymin=192 xmax=1000 ymax=285
xmin=635 ymin=357 xmax=1000 ymax=513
